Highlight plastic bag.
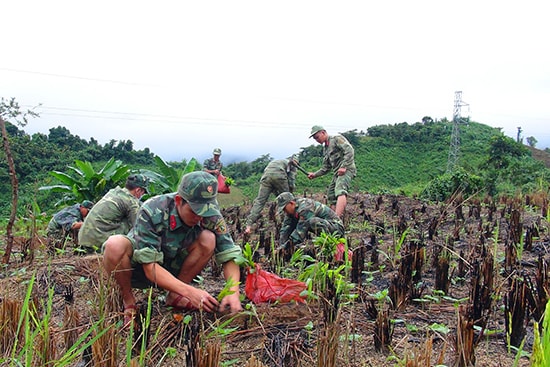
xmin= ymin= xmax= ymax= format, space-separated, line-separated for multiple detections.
xmin=217 ymin=173 xmax=230 ymax=194
xmin=335 ymin=242 xmax=353 ymax=262
xmin=245 ymin=264 xmax=307 ymax=304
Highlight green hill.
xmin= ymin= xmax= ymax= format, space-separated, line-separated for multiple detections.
xmin=1 ymin=119 xmax=549 ymax=217
xmin=225 ymin=119 xmax=550 ymax=203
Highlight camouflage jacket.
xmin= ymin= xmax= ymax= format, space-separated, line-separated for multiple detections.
xmin=313 ymin=134 xmax=356 ymax=177
xmin=129 ymin=193 xmax=241 ymax=270
xmin=78 ymin=187 xmax=141 ymax=249
xmin=47 ymin=204 xmax=83 ymax=235
xmin=203 ymin=158 xmax=223 ymax=173
xmin=261 ymin=158 xmax=298 ymax=191
xmin=280 ymin=197 xmax=343 ymax=245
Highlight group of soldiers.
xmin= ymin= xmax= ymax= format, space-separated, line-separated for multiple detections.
xmin=245 ymin=124 xmax=356 ymax=249
xmin=45 ymin=124 xmax=356 ymax=323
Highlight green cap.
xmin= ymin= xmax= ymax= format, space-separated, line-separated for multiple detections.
xmin=276 ymin=192 xmax=295 ymax=215
xmin=213 ymin=148 xmax=222 ymax=155
xmin=178 ymin=171 xmax=221 ymax=217
xmin=81 ymin=200 xmax=94 ymax=209
xmin=309 ymin=125 xmax=325 ymax=138
xmin=290 ymin=154 xmax=299 ymax=164
xmin=127 ymin=174 xmax=149 ymax=193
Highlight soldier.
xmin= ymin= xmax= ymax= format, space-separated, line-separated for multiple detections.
xmin=102 ymin=171 xmax=243 ymax=327
xmin=307 ymin=125 xmax=356 ymax=217
xmin=276 ymin=192 xmax=344 ymax=250
xmin=77 ymin=174 xmax=149 ymax=253
xmin=244 ymin=155 xmax=300 ymax=234
xmin=203 ymin=148 xmax=223 ymax=176
xmin=47 ymin=200 xmax=94 ymax=249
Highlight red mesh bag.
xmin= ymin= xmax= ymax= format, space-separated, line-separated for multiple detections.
xmin=244 ymin=264 xmax=307 ymax=304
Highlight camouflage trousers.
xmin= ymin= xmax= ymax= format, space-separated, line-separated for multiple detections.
xmin=326 ymin=171 xmax=354 ymax=206
xmin=246 ymin=176 xmax=290 ymax=226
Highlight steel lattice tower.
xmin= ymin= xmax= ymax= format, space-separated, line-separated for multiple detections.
xmin=446 ymin=91 xmax=469 ymax=172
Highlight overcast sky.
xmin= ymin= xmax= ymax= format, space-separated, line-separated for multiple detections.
xmin=2 ymin=1 xmax=549 ymax=164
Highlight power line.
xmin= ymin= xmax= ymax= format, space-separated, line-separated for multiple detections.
xmin=28 ymin=105 xmax=365 ymax=132
xmin=0 ymin=67 xmax=161 ymax=87
xmin=29 ymin=105 xmax=331 ymax=131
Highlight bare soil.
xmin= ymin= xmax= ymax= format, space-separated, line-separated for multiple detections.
xmin=1 ymin=191 xmax=549 ymax=367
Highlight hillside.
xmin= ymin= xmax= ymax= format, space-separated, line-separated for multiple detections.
xmin=229 ymin=120 xmax=548 ymax=206
xmin=527 ymin=145 xmax=550 ymax=169
xmin=1 ymin=119 xmax=549 ymax=218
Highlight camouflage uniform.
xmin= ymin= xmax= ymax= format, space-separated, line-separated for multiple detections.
xmin=203 ymin=158 xmax=223 ymax=175
xmin=47 ymin=203 xmax=89 ymax=246
xmin=311 ymin=134 xmax=356 ymax=206
xmin=78 ymin=187 xmax=142 ymax=252
xmin=126 ymin=192 xmax=242 ymax=288
xmin=279 ymin=197 xmax=344 ymax=247
xmin=246 ymin=158 xmax=298 ymax=227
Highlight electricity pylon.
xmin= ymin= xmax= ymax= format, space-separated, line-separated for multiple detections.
xmin=446 ymin=91 xmax=469 ymax=173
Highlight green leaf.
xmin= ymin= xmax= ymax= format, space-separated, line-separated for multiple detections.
xmin=48 ymin=171 xmax=79 ymax=186
xmin=428 ymin=323 xmax=450 ymax=334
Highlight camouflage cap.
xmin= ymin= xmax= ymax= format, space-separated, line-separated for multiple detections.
xmin=309 ymin=125 xmax=325 ymax=138
xmin=178 ymin=171 xmax=221 ymax=217
xmin=127 ymin=174 xmax=150 ymax=193
xmin=276 ymin=192 xmax=295 ymax=215
xmin=290 ymin=154 xmax=299 ymax=164
xmin=81 ymin=200 xmax=94 ymax=209
xmin=213 ymin=148 xmax=222 ymax=155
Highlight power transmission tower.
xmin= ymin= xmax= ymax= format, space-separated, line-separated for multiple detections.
xmin=446 ymin=91 xmax=469 ymax=173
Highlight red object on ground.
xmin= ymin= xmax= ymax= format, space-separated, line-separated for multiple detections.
xmin=335 ymin=242 xmax=353 ymax=262
xmin=245 ymin=264 xmax=307 ymax=304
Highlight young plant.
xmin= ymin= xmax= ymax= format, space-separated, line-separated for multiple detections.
xmin=217 ymin=277 xmax=240 ymax=303
xmin=5 ymin=273 xmax=112 ymax=366
xmin=378 ymin=227 xmax=409 ymax=269
xmin=530 ymin=300 xmax=550 ymax=366
xmin=513 ymin=234 xmax=525 ymax=266
xmin=312 ymin=231 xmax=347 ymax=262
xmin=235 ymin=242 xmax=259 ymax=269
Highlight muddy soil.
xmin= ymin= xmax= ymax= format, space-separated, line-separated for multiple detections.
xmin=1 ymin=192 xmax=549 ymax=366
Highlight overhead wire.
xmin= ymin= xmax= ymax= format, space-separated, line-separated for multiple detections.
xmin=0 ymin=67 xmax=162 ymax=87
xmin=9 ymin=66 xmax=547 ymax=140
xmin=30 ymin=106 xmax=322 ymax=131
xmin=3 ymin=66 xmax=415 ymax=132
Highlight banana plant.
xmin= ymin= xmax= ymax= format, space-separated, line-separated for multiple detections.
xmin=138 ymin=156 xmax=198 ymax=195
xmin=39 ymin=157 xmax=130 ymax=207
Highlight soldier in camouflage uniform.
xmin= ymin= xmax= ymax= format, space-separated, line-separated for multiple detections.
xmin=276 ymin=192 xmax=344 ymax=249
xmin=244 ymin=155 xmax=300 ymax=234
xmin=77 ymin=174 xmax=149 ymax=253
xmin=307 ymin=125 xmax=356 ymax=217
xmin=47 ymin=200 xmax=94 ymax=249
xmin=203 ymin=148 xmax=223 ymax=176
xmin=102 ymin=171 xmax=242 ymax=325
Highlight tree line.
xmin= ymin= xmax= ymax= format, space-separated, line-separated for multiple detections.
xmin=2 ymin=110 xmax=549 ymax=221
